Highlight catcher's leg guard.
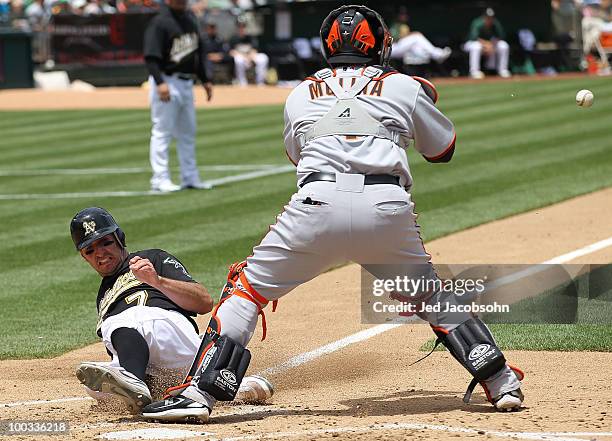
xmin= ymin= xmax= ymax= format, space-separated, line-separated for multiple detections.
xmin=432 ymin=317 xmax=523 ymax=403
xmin=433 ymin=318 xmax=506 ymax=381
xmin=194 ymin=334 xmax=251 ymax=401
xmin=165 ymin=261 xmax=266 ymax=399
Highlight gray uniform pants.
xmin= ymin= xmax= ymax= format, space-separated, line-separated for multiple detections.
xmin=245 ymin=177 xmax=431 ymax=300
xmin=188 ymin=175 xmax=519 ymax=407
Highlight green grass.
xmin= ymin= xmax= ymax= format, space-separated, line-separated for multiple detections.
xmin=1 ymin=76 xmax=612 ymax=358
xmin=421 ymin=324 xmax=612 ymax=352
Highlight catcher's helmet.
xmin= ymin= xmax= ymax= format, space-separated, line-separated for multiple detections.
xmin=70 ymin=207 xmax=126 ymax=251
xmin=320 ymin=4 xmax=392 ymax=67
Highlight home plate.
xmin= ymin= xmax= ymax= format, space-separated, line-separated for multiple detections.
xmin=99 ymin=428 xmax=214 ymax=440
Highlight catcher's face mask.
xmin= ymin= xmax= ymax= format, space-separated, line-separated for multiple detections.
xmin=320 ymin=4 xmax=392 ymax=67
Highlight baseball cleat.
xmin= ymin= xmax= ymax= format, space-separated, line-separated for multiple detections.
xmin=236 ymin=375 xmax=274 ymax=403
xmin=141 ymin=395 xmax=211 ymax=422
xmin=492 ymin=388 xmax=524 ymax=412
xmin=151 ymin=181 xmax=181 ymax=193
xmin=182 ymin=181 xmax=213 ymax=190
xmin=470 ymin=70 xmax=485 ymax=79
xmin=76 ymin=362 xmax=152 ymax=413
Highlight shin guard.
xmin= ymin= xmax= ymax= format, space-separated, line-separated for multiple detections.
xmin=195 ymin=335 xmax=251 ymax=401
xmin=433 ymin=318 xmax=507 ymax=402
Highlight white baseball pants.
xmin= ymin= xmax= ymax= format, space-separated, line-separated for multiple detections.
xmin=101 ymin=305 xmax=200 ymax=373
xmin=463 ymin=40 xmax=510 ymax=75
xmin=233 ymin=52 xmax=269 ymax=86
xmin=392 ymin=32 xmax=448 ymax=64
xmin=149 ymin=74 xmax=202 ymax=188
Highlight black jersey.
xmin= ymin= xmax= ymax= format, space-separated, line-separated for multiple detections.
xmin=95 ymin=249 xmax=199 ymax=337
xmin=143 ymin=5 xmax=208 ymax=83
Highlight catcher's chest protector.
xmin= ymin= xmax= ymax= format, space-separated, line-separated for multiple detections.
xmin=299 ymin=67 xmax=408 ymax=149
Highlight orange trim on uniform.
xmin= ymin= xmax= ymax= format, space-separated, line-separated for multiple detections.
xmin=285 ymin=150 xmax=298 ymax=166
xmin=305 ymin=76 xmax=323 ymax=83
xmin=508 ymin=364 xmax=525 ymax=381
xmin=424 ymin=132 xmax=456 ymax=161
xmin=430 ymin=325 xmax=449 ymax=335
xmin=233 ymin=289 xmax=261 ymax=306
xmin=163 ymin=381 xmax=191 ymax=399
xmin=411 ymin=76 xmax=439 ymax=104
xmin=480 ymin=381 xmax=493 ymax=402
xmin=239 ymin=272 xmax=269 ymax=306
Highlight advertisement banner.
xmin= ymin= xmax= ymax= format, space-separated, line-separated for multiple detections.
xmin=50 ymin=12 xmax=155 ymax=64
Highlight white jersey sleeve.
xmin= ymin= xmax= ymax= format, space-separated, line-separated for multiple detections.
xmin=283 ymin=98 xmax=300 ymax=166
xmin=411 ymin=86 xmax=456 ymax=160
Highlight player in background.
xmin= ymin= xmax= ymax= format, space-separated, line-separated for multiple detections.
xmin=142 ymin=5 xmax=524 ymax=423
xmin=144 ymin=0 xmax=213 ymax=193
xmin=463 ymin=7 xmax=512 ymax=79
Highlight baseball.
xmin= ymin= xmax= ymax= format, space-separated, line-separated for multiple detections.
xmin=576 ymin=89 xmax=594 ymax=107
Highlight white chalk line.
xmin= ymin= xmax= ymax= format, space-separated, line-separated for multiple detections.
xmin=258 ymin=323 xmax=401 ymax=377
xmin=0 ymin=165 xmax=285 ymax=177
xmin=1 ymin=396 xmax=94 ymax=408
xmin=207 ymin=165 xmax=293 ymax=187
xmin=89 ymin=420 xmax=612 ymax=441
xmin=4 ymin=235 xmax=612 ymax=440
xmin=218 ymin=423 xmax=612 ymax=441
xmin=0 ymin=190 xmax=163 ymax=200
xmin=480 ymin=235 xmax=612 ymax=292
xmin=545 ymin=236 xmax=612 ymax=264
xmin=0 ymin=165 xmax=294 ymax=200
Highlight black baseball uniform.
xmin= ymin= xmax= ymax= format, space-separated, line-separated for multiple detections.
xmin=96 ymin=249 xmax=199 ymax=337
xmin=143 ymin=5 xmax=209 ymax=85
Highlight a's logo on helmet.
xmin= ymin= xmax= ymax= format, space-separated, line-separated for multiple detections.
xmin=83 ymin=221 xmax=96 ymax=235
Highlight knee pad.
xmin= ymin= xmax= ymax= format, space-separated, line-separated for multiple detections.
xmin=434 ymin=318 xmax=506 ymax=381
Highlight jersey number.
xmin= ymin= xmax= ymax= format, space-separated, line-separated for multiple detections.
xmin=125 ymin=290 xmax=149 ymax=307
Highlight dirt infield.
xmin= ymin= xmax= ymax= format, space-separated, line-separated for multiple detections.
xmin=0 ymin=72 xmax=593 ymax=111
xmin=0 ymin=85 xmax=292 ymax=110
xmin=1 ymin=188 xmax=611 ymax=441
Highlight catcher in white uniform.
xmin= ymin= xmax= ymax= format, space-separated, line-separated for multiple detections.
xmin=142 ymin=4 xmax=524 ymax=422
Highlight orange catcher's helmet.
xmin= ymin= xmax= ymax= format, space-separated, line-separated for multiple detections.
xmin=320 ymin=4 xmax=392 ymax=67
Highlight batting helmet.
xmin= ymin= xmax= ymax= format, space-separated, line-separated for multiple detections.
xmin=320 ymin=5 xmax=392 ymax=67
xmin=70 ymin=207 xmax=126 ymax=251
